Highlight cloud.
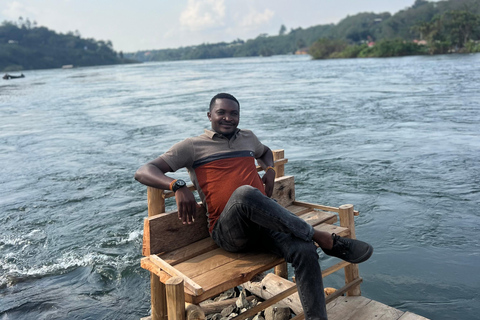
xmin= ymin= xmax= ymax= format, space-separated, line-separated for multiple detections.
xmin=180 ymin=0 xmax=226 ymax=31
xmin=1 ymin=1 xmax=38 ymax=20
xmin=238 ymin=8 xmax=275 ymax=29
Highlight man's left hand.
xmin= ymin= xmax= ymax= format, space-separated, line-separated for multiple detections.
xmin=262 ymin=169 xmax=275 ymax=197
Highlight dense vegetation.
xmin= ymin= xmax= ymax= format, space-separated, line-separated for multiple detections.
xmin=127 ymin=0 xmax=480 ymax=62
xmin=310 ymin=3 xmax=480 ymax=59
xmin=0 ymin=18 xmax=133 ymax=72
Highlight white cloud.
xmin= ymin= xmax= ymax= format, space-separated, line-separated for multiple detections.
xmin=238 ymin=8 xmax=275 ymax=29
xmin=180 ymin=0 xmax=226 ymax=31
xmin=2 ymin=1 xmax=38 ymax=21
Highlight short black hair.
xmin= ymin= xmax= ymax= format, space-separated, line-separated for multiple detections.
xmin=209 ymin=93 xmax=240 ymax=112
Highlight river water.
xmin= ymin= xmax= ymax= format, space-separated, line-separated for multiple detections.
xmin=1 ymin=54 xmax=479 ymax=320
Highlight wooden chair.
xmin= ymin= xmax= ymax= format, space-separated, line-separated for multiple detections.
xmin=140 ymin=150 xmax=363 ymax=320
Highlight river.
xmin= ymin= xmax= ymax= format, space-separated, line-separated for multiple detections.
xmin=1 ymin=54 xmax=479 ymax=319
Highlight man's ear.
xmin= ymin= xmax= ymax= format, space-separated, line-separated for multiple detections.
xmin=207 ymin=112 xmax=211 ymax=121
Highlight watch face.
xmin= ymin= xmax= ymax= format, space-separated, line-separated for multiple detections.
xmin=176 ymin=180 xmax=186 ymax=187
xmin=173 ymin=179 xmax=186 ymax=192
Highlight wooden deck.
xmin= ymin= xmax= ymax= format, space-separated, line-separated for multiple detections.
xmin=327 ymin=296 xmax=429 ymax=320
xmin=141 ymin=296 xmax=429 ymax=320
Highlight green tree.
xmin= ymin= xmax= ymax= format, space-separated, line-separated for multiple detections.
xmin=443 ymin=10 xmax=480 ymax=48
xmin=412 ymin=15 xmax=443 ymax=42
xmin=412 ymin=0 xmax=429 ymax=9
xmin=358 ymin=39 xmax=427 ymax=57
xmin=309 ymin=38 xmax=348 ymax=59
xmin=0 ymin=21 xmax=133 ymax=71
xmin=412 ymin=9 xmax=480 ymax=52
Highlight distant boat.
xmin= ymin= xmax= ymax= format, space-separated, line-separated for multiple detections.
xmin=3 ymin=73 xmax=25 ymax=80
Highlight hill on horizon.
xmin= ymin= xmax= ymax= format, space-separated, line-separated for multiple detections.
xmin=126 ymin=0 xmax=480 ymax=62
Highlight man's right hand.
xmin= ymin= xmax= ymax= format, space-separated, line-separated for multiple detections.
xmin=134 ymin=157 xmax=200 ymax=224
xmin=175 ymin=187 xmax=199 ymax=224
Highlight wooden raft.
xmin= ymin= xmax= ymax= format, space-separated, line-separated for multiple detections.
xmin=140 ymin=150 xmax=363 ymax=320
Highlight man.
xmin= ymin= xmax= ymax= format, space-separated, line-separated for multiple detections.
xmin=135 ymin=93 xmax=373 ymax=320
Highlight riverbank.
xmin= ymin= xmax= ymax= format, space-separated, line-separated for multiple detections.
xmin=309 ymin=38 xmax=480 ymax=60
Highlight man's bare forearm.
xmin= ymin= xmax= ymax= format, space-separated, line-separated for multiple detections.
xmin=257 ymin=146 xmax=274 ymax=169
xmin=134 ymin=162 xmax=174 ymax=190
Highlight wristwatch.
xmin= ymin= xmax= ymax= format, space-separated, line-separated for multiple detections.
xmin=171 ymin=179 xmax=186 ymax=192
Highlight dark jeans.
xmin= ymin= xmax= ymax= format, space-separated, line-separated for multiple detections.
xmin=211 ymin=185 xmax=328 ymax=320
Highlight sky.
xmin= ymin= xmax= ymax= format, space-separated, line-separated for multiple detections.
xmin=1 ymin=0 xmax=433 ymax=53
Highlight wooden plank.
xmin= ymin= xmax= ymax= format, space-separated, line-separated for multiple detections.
xmin=298 ymin=210 xmax=337 ymax=227
xmin=398 ymin=312 xmax=430 ymax=320
xmin=150 ymin=273 xmax=167 ymax=320
xmin=284 ymin=203 xmax=313 ymax=216
xmin=149 ymin=255 xmax=204 ymax=296
xmin=148 ymin=187 xmax=166 ymax=216
xmin=325 ymin=278 xmax=362 ymax=304
xmin=322 ymin=261 xmax=350 ymax=278
xmin=274 ymin=262 xmax=288 ymax=279
xmin=174 ymin=248 xmax=252 ymax=279
xmin=327 ymin=296 xmax=372 ymax=320
xmin=338 ymin=204 xmax=361 ymax=296
xmin=293 ymin=200 xmax=360 ymax=216
xmin=348 ymin=297 xmax=404 ymax=320
xmin=159 ymin=237 xmax=218 ymax=265
xmin=143 ymin=217 xmax=152 ymax=256
xmin=144 ymin=205 xmax=209 ymax=255
xmin=271 ymin=175 xmax=295 ymax=207
xmin=166 ymin=277 xmax=186 ymax=320
xmin=293 ymin=200 xmax=340 ymax=213
xmin=191 ymin=253 xmax=284 ymax=296
xmin=272 ymin=150 xmax=286 ymax=177
xmin=142 ymin=257 xmax=196 ymax=295
xmin=327 ymin=296 xmax=413 ymax=320
xmin=291 ymin=261 xmax=350 ymax=283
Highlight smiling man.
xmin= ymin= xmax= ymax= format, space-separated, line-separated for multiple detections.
xmin=208 ymin=95 xmax=239 ymax=138
xmin=134 ymin=93 xmax=373 ymax=320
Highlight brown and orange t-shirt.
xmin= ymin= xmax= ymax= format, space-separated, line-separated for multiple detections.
xmin=160 ymin=129 xmax=267 ymax=232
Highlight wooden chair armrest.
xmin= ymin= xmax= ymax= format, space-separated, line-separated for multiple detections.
xmin=293 ymin=200 xmax=360 ymax=216
xmin=149 ymin=255 xmax=204 ymax=296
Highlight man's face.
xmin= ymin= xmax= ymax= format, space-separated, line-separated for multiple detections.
xmin=208 ymin=98 xmax=240 ymax=138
